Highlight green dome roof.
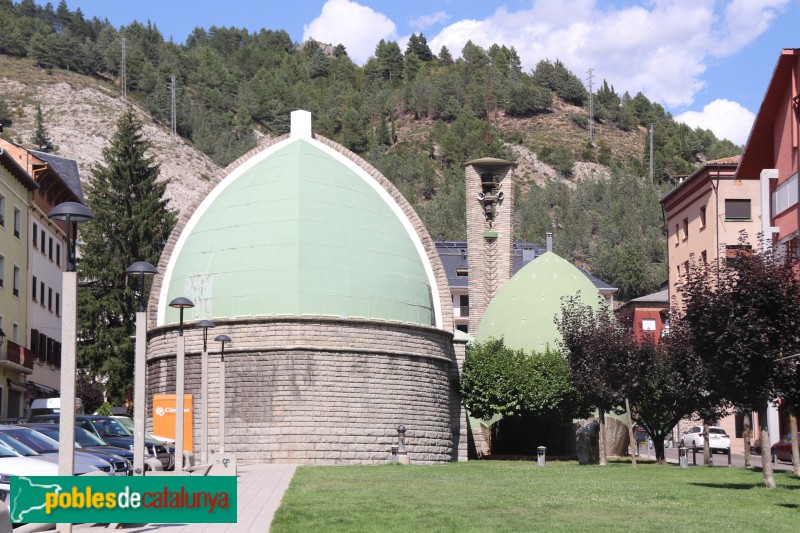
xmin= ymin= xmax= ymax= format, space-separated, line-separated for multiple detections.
xmin=158 ymin=117 xmax=438 ymax=327
xmin=475 ymin=252 xmax=601 ymax=352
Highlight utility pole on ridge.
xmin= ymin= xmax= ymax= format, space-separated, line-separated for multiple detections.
xmin=169 ymin=75 xmax=177 ymax=135
xmin=121 ymin=37 xmax=127 ymax=99
xmin=587 ymin=68 xmax=594 ymax=142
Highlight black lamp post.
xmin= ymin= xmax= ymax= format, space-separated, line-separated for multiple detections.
xmin=215 ymin=334 xmax=231 ymax=454
xmin=126 ymin=261 xmax=158 ymax=474
xmin=197 ymin=320 xmax=215 ymax=351
xmin=48 ymin=201 xmax=93 ymax=272
xmin=196 ymin=320 xmax=215 ymax=464
xmin=168 ymin=297 xmax=194 ymax=469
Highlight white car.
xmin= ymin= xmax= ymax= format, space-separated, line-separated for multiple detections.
xmin=0 ymin=443 xmax=60 ymax=503
xmin=681 ymin=425 xmax=731 ymax=453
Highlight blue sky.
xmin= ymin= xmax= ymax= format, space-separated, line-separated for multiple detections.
xmin=51 ymin=0 xmax=800 ymax=145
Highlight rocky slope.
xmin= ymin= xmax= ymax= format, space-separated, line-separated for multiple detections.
xmin=0 ymin=55 xmax=220 ymax=217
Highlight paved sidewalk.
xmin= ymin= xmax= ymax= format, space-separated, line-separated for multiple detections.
xmin=75 ymin=463 xmax=297 ymax=533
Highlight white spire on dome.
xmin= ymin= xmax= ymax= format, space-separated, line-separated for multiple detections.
xmin=291 ymin=110 xmax=313 ymax=138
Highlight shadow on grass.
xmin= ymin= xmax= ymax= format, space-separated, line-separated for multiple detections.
xmin=690 ymin=482 xmax=766 ymax=490
xmin=691 ymin=482 xmax=800 ymax=491
xmin=778 ymin=503 xmax=799 ymax=509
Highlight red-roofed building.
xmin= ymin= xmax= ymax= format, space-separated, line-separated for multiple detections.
xmin=734 ymin=48 xmax=800 ymax=446
xmin=737 ymin=48 xmax=800 ymax=265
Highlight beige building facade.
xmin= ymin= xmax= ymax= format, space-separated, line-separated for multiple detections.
xmin=661 ymin=157 xmax=761 ymax=304
xmin=661 ymin=157 xmax=765 ymax=453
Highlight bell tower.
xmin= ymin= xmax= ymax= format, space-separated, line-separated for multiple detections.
xmin=465 ymin=158 xmax=516 ymax=333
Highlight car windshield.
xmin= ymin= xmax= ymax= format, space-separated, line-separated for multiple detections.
xmin=115 ymin=417 xmax=134 ymax=431
xmin=0 ymin=432 xmax=42 ymax=456
xmin=0 ymin=443 xmax=20 ymax=458
xmin=0 ymin=428 xmax=60 ymax=454
xmin=75 ymin=427 xmax=108 ymax=446
xmin=709 ymin=428 xmax=728 ymax=435
xmin=89 ymin=418 xmax=131 ymax=437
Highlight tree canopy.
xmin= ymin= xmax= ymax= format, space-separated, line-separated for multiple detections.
xmin=460 ymin=338 xmax=588 ymax=422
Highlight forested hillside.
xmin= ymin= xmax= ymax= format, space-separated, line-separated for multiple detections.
xmin=0 ymin=0 xmax=742 ymax=299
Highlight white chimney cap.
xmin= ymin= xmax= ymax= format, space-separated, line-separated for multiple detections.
xmin=291 ymin=110 xmax=312 ymax=139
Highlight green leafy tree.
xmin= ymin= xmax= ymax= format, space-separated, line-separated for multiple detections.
xmin=77 ymin=109 xmax=176 ymax=404
xmin=505 ymin=79 xmax=552 ymax=117
xmin=30 ymin=103 xmax=53 ymax=152
xmin=460 ymin=338 xmax=588 ymax=421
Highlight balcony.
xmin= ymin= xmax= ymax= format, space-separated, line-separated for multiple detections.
xmin=1 ymin=340 xmax=34 ymax=374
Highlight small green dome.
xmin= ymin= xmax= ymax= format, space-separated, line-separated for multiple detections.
xmin=475 ymin=252 xmax=601 ymax=352
xmin=158 ymin=119 xmax=438 ymax=327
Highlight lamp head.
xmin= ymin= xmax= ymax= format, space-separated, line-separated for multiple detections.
xmin=169 ymin=297 xmax=194 ymax=310
xmin=126 ymin=262 xmax=158 ymax=312
xmin=48 ymin=202 xmax=94 ymax=223
xmin=125 ymin=261 xmax=158 ymax=276
xmin=169 ymin=297 xmax=194 ymax=336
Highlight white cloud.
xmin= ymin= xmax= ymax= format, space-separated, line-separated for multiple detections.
xmin=426 ymin=0 xmax=791 ymax=107
xmin=302 ymin=0 xmax=398 ymax=64
xmin=675 ymin=99 xmax=756 ymax=145
xmin=409 ymin=11 xmax=451 ymax=31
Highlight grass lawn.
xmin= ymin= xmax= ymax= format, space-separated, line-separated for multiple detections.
xmin=271 ymin=460 xmax=800 ymax=532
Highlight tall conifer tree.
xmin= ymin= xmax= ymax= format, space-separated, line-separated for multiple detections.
xmin=77 ymin=108 xmax=175 ymax=403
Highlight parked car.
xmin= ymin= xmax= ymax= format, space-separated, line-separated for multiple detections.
xmin=771 ymin=433 xmax=800 ymax=463
xmin=0 ymin=426 xmax=107 ymax=474
xmin=681 ymin=425 xmax=731 ymax=453
xmin=113 ymin=415 xmax=176 ymax=455
xmin=25 ymin=424 xmax=132 ymax=475
xmin=0 ymin=442 xmax=60 ymax=502
xmin=32 ymin=414 xmax=174 ymax=470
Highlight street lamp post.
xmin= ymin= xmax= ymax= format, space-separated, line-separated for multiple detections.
xmin=214 ymin=335 xmax=231 ymax=454
xmin=169 ymin=297 xmax=194 ymax=471
xmin=49 ymin=201 xmax=93 ymax=533
xmin=125 ymin=261 xmax=158 ymax=475
xmin=195 ymin=320 xmax=215 ymax=465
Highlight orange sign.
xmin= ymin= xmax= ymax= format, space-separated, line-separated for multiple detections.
xmin=152 ymin=394 xmax=193 ymax=453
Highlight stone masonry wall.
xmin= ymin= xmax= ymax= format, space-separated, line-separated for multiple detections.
xmin=146 ymin=317 xmax=457 ymax=464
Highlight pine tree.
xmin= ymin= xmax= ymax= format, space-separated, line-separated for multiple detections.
xmin=438 ymin=46 xmax=454 ymax=65
xmin=30 ymin=103 xmax=53 ymax=152
xmin=77 ymin=108 xmax=176 ymax=403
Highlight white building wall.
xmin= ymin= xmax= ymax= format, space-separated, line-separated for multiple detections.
xmin=28 ymin=207 xmax=64 ymax=393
